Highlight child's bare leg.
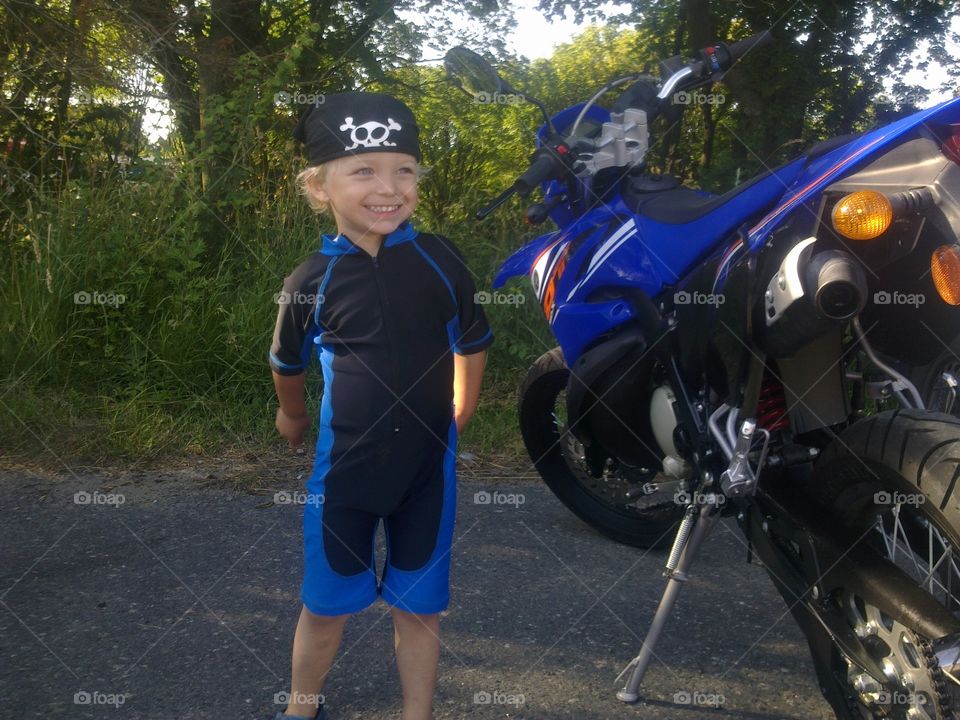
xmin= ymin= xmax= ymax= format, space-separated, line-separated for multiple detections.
xmin=285 ymin=605 xmax=348 ymax=717
xmin=391 ymin=608 xmax=440 ymax=720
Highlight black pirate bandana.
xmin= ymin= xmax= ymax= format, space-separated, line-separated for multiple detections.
xmin=293 ymin=92 xmax=421 ymax=166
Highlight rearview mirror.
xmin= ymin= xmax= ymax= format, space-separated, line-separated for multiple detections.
xmin=443 ymin=46 xmax=558 ymax=138
xmin=443 ymin=46 xmax=508 ymax=98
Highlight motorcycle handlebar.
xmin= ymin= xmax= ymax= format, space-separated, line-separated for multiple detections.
xmin=513 ymin=150 xmax=562 ymax=195
xmin=660 ymin=30 xmax=772 ymax=102
xmin=703 ymin=30 xmax=772 ymax=74
xmin=726 ymin=30 xmax=773 ymax=63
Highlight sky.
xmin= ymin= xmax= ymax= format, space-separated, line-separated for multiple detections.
xmin=509 ymin=0 xmax=617 ymax=59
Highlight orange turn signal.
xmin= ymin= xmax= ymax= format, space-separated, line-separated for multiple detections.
xmin=932 ymin=244 xmax=960 ymax=306
xmin=831 ymin=190 xmax=893 ymax=241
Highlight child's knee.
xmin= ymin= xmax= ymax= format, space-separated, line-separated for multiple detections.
xmin=390 ymin=607 xmax=439 ymax=624
xmin=301 ymin=604 xmax=350 ymax=626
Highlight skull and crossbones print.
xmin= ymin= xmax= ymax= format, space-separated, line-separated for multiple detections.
xmin=339 ymin=116 xmax=402 ymax=150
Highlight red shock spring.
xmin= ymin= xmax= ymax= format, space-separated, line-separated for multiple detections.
xmin=756 ymin=375 xmax=790 ymax=432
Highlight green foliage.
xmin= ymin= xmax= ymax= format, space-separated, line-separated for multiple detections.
xmin=2 ymin=0 xmax=959 ymax=466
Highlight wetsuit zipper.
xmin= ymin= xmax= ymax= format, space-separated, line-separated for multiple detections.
xmin=370 ymin=253 xmax=402 ymax=434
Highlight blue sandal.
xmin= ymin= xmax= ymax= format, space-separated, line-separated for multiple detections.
xmin=272 ymin=705 xmax=326 ymax=720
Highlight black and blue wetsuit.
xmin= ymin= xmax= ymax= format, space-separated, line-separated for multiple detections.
xmin=269 ymin=222 xmax=493 ymax=615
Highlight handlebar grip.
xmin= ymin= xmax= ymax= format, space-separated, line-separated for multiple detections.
xmin=514 ymin=151 xmax=560 ymax=195
xmin=699 ymin=30 xmax=772 ymax=75
xmin=722 ymin=30 xmax=772 ymax=68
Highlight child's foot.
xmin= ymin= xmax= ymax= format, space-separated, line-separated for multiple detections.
xmin=271 ymin=705 xmax=326 ymax=720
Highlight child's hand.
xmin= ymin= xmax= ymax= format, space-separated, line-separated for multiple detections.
xmin=276 ymin=408 xmax=311 ymax=448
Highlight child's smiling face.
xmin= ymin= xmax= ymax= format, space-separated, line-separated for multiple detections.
xmin=313 ymin=152 xmax=418 ymax=244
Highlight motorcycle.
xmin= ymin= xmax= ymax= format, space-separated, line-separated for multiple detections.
xmin=445 ymin=31 xmax=960 ymax=720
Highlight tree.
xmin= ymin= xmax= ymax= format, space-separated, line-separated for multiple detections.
xmin=536 ymin=0 xmax=959 ymax=187
xmin=0 ymin=0 xmax=517 ymax=257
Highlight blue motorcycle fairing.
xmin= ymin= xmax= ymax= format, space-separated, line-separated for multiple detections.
xmin=493 ymin=158 xmax=804 ymax=363
xmin=544 ymin=157 xmax=804 ymax=360
xmin=584 ymin=157 xmax=807 ymax=297
xmin=492 ymin=230 xmax=562 ymax=289
xmin=493 ymin=157 xmax=808 ymax=363
xmin=493 ymin=157 xmax=807 ymax=295
xmin=491 ymin=95 xmax=960 ymax=367
xmin=552 ymin=296 xmax=637 ymax=362
xmin=746 ymin=95 xmax=960 ymax=251
xmin=494 ymin=208 xmax=646 ymax=361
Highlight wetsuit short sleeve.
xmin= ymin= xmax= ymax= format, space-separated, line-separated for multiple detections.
xmin=268 ymin=255 xmax=326 ymax=375
xmin=445 ymin=239 xmax=494 ymax=355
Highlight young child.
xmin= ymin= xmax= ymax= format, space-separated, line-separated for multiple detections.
xmin=268 ymin=92 xmax=493 ymax=720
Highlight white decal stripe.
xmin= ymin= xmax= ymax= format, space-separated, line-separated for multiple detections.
xmin=583 ymin=219 xmax=636 ymax=277
xmin=541 ymin=242 xmax=568 ymax=290
xmin=565 ymin=229 xmax=638 ymax=301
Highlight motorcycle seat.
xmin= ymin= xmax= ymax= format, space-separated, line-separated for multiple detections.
xmin=625 ymin=166 xmax=783 ymax=225
xmin=625 ymin=134 xmax=861 ymax=226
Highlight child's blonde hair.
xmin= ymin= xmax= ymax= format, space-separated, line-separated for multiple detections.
xmin=295 ymin=159 xmax=429 ymax=216
xmin=295 ymin=163 xmax=332 ymax=215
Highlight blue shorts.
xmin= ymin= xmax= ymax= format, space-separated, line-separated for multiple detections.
xmin=301 ymin=420 xmax=457 ymax=616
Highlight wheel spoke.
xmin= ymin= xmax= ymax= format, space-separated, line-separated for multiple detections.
xmin=892 ymin=502 xmax=926 ymax=581
xmin=874 ymin=500 xmax=960 ymax=609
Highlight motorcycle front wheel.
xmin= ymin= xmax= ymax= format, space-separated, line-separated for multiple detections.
xmin=518 ymin=347 xmax=683 ymax=549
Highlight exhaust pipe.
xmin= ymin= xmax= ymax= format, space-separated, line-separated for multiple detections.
xmin=761 ymin=239 xmax=868 ymax=357
xmin=806 ymin=250 xmax=868 ymax=320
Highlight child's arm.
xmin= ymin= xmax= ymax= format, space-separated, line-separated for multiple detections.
xmin=453 ymin=350 xmax=487 ymax=434
xmin=273 ymin=370 xmax=311 ymax=448
xmin=270 ymin=258 xmax=326 ymax=448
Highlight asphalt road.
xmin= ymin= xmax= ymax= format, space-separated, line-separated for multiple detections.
xmin=0 ymin=467 xmax=835 ymax=720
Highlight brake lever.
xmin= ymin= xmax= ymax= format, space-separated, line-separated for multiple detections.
xmin=475 ymin=186 xmax=517 ymax=220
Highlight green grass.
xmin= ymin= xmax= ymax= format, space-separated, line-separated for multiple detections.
xmin=0 ymin=171 xmax=551 ymax=469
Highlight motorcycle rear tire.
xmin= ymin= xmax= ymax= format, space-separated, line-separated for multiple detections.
xmin=810 ymin=408 xmax=960 ymax=719
xmin=906 ymin=337 xmax=960 ymax=418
